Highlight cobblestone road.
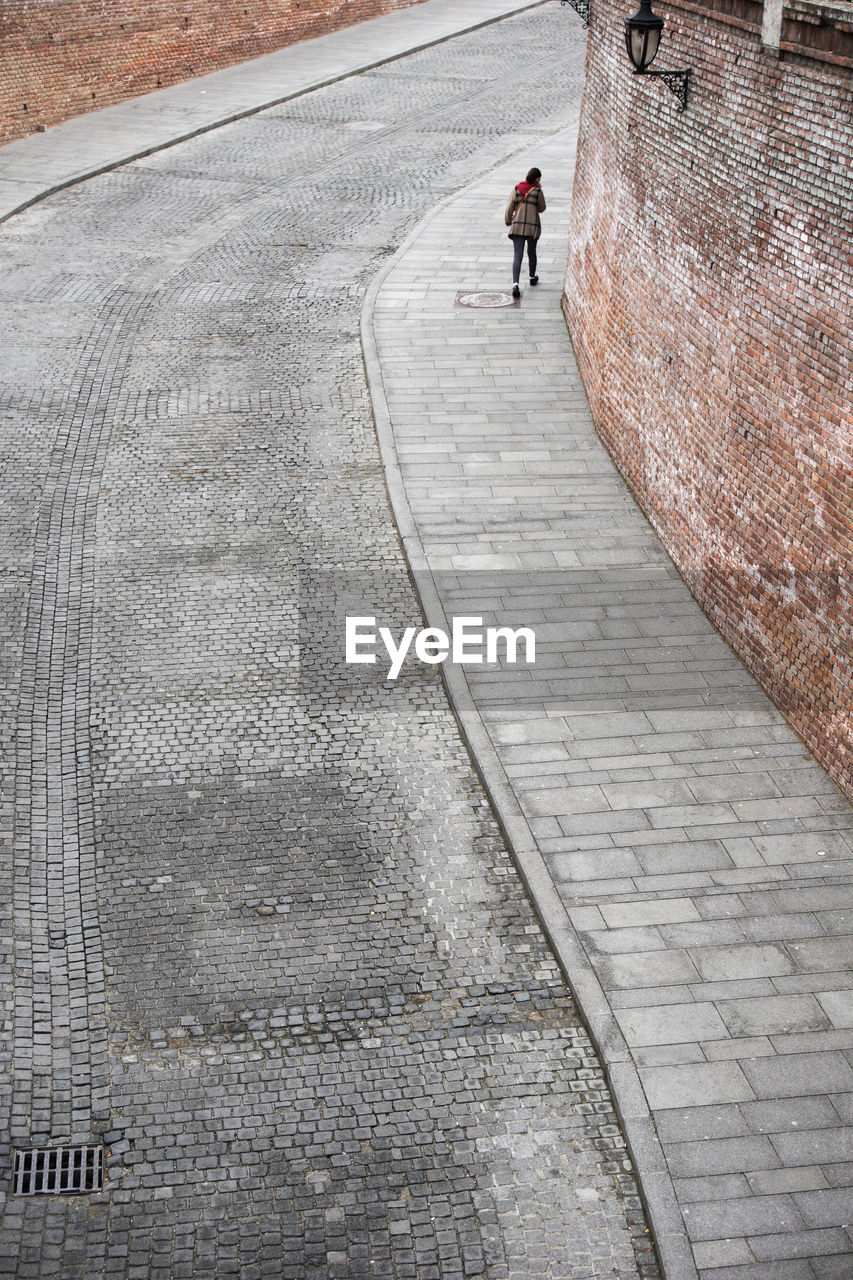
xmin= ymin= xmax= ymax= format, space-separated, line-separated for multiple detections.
xmin=0 ymin=9 xmax=661 ymax=1277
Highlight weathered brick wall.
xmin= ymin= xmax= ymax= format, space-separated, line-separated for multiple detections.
xmin=565 ymin=0 xmax=853 ymax=796
xmin=0 ymin=0 xmax=426 ymax=143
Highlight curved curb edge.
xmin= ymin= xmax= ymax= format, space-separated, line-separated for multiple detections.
xmin=360 ymin=166 xmax=699 ymax=1280
xmin=0 ymin=0 xmax=550 ymax=227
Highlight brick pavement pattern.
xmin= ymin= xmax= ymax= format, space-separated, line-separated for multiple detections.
xmin=365 ymin=102 xmax=853 ymax=1280
xmin=0 ymin=7 xmax=661 ymax=1278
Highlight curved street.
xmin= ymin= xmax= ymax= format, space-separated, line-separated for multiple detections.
xmin=0 ymin=7 xmax=661 ymax=1278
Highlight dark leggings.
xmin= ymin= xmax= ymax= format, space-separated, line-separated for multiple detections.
xmin=511 ymin=235 xmax=537 ymax=282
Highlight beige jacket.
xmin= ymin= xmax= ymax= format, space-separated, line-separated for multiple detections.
xmin=505 ymin=184 xmax=546 ymax=239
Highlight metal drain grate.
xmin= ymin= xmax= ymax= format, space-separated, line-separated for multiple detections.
xmin=12 ymin=1145 xmax=103 ymax=1196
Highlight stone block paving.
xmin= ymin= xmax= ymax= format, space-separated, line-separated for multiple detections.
xmin=365 ymin=113 xmax=853 ymax=1277
xmin=0 ymin=0 xmax=552 ymax=223
xmin=0 ymin=6 xmax=662 ymax=1278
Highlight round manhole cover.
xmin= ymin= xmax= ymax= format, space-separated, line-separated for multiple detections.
xmin=456 ymin=291 xmax=518 ymax=309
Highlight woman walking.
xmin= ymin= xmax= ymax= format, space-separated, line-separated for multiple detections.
xmin=505 ymin=167 xmax=546 ymax=298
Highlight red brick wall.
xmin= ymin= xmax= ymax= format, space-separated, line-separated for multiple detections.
xmin=565 ymin=0 xmax=853 ymax=797
xmin=0 ymin=0 xmax=426 ymax=143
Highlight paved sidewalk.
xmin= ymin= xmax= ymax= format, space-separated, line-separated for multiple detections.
xmin=0 ymin=0 xmax=548 ymax=223
xmin=363 ymin=132 xmax=853 ymax=1277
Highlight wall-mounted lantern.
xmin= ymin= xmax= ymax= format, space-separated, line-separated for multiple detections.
xmin=624 ymin=0 xmax=691 ymax=111
xmin=561 ymin=0 xmax=590 ymax=31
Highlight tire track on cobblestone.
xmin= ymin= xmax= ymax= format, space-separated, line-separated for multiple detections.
xmin=11 ymin=292 xmax=149 ymax=1145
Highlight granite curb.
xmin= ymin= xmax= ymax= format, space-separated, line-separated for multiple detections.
xmin=360 ymin=166 xmax=697 ymax=1280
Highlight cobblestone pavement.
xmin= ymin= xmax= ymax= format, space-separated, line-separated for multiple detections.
xmin=0 ymin=0 xmax=548 ymax=224
xmin=365 ymin=116 xmax=853 ymax=1278
xmin=0 ymin=8 xmax=662 ymax=1278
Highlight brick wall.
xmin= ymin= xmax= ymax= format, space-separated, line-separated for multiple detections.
xmin=565 ymin=0 xmax=853 ymax=796
xmin=0 ymin=0 xmax=426 ymax=143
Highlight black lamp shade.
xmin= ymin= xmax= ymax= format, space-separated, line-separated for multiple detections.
xmin=625 ymin=0 xmax=664 ymax=71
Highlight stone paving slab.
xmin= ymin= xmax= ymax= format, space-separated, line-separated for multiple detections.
xmin=0 ymin=0 xmax=548 ymax=224
xmin=363 ymin=118 xmax=853 ymax=1278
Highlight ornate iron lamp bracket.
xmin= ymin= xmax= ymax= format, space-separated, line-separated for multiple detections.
xmin=561 ymin=0 xmax=590 ymax=29
xmin=639 ymin=66 xmax=691 ymax=111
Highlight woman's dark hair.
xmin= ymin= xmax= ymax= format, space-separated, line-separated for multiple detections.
xmin=526 ymin=167 xmax=542 ymax=184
